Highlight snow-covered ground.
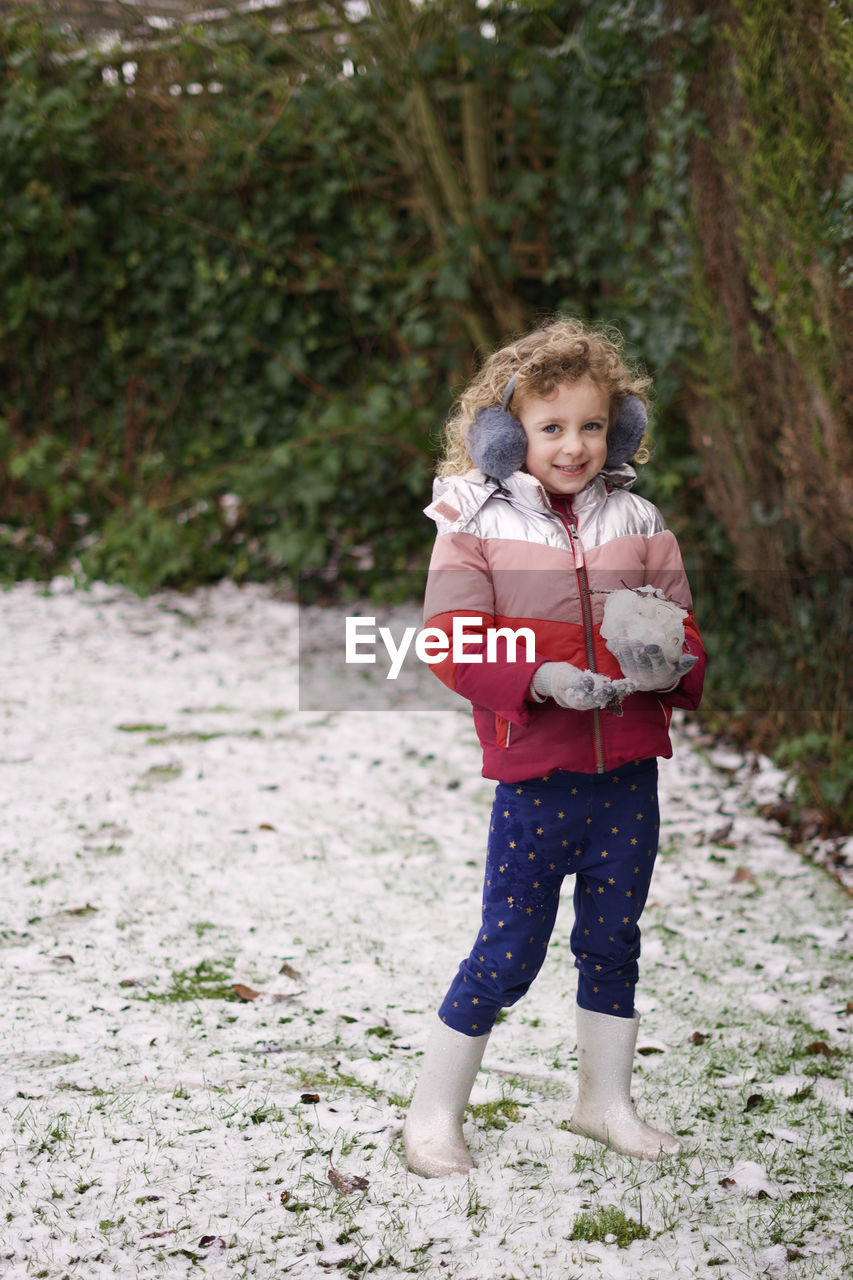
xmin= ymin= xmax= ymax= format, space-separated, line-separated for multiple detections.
xmin=1 ymin=580 xmax=851 ymax=1280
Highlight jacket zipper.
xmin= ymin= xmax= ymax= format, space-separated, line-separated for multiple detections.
xmin=549 ymin=495 xmax=606 ymax=773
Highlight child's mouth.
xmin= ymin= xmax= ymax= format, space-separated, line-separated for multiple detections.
xmin=554 ymin=463 xmax=586 ymax=476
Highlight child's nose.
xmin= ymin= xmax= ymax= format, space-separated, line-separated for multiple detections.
xmin=558 ymin=432 xmax=584 ymax=456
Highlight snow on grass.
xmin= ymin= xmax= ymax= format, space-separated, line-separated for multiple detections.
xmin=1 ymin=580 xmax=851 ymax=1279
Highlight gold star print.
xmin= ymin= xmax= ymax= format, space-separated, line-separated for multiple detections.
xmin=481 ymin=933 xmax=488 ymax=941
xmin=507 ymin=896 xmax=515 ymax=905
xmin=593 ymin=986 xmax=599 ymax=994
xmin=608 ymin=878 xmax=615 ymax=885
xmin=584 ymin=928 xmax=590 ymax=936
xmin=453 ymin=1001 xmax=459 ymax=1008
xmin=581 ymin=952 xmax=588 ymax=960
xmin=571 ymin=787 xmax=578 ymax=795
xmin=611 ymin=826 xmax=619 ymax=835
xmin=630 ymin=783 xmax=637 ymax=791
xmin=536 ymin=827 xmax=544 ymax=835
xmin=598 ymin=915 xmax=604 ymax=924
xmin=526 ymin=907 xmax=532 ymax=915
xmin=597 ymin=886 xmax=605 ymax=894
xmin=472 ymin=1023 xmax=479 ymax=1030
xmin=557 ymin=811 xmax=565 ymax=819
xmin=601 ymin=850 xmax=609 ymax=859
xmin=562 ymin=840 xmax=568 ymax=848
xmin=636 ymin=813 xmax=643 ymax=821
xmin=503 ymin=810 xmax=510 ymax=818
xmin=630 ymin=837 xmax=638 ymax=846
xmin=613 ymin=776 xmax=619 ymax=783
xmin=533 ymin=881 xmax=540 ymax=889
xmin=612 ymin=1004 xmax=620 ymax=1012
xmin=622 ymin=916 xmax=630 ymax=924
xmin=586 ymin=817 xmax=592 ymax=825
xmin=499 ymin=865 xmax=506 ymax=873
xmin=533 ymin=798 xmax=541 ymax=807
xmin=542 ymin=775 xmax=550 ymax=781
xmin=509 ymin=841 xmax=516 ymax=849
xmin=634 ymin=866 xmax=640 ymax=874
xmin=498 ymin=921 xmax=505 ymax=929
xmin=476 ymin=971 xmax=482 ymax=978
xmin=626 ymin=890 xmax=633 ymax=898
xmin=529 ymin=852 xmax=536 ymax=860
xmin=506 ymin=951 xmax=513 ymax=959
xmin=604 ymin=801 xmax=611 ymax=808
xmin=479 ymin=955 xmax=485 ymax=962
xmin=595 ymin=964 xmax=602 ymax=972
xmin=472 ymin=998 xmax=479 ymax=1005
xmin=491 ymin=971 xmax=497 ymax=979
xmin=516 ymin=787 xmax=523 ymax=794
xmin=549 ymin=862 xmax=556 ymax=870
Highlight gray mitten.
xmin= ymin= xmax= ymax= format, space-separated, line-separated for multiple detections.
xmin=531 ymin=662 xmax=636 ymax=711
xmin=607 ymin=638 xmax=697 ymax=693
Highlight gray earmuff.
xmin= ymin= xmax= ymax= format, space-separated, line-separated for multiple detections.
xmin=467 ymin=374 xmax=647 ymax=479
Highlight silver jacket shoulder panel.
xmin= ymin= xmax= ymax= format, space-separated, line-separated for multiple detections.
xmin=425 ymin=468 xmax=667 ymax=550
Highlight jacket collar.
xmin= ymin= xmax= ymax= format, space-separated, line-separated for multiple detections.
xmin=425 ymin=463 xmax=637 ymax=529
xmin=500 ymin=464 xmax=637 ymax=515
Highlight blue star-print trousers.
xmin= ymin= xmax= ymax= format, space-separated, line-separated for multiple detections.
xmin=438 ymin=759 xmax=660 ymax=1035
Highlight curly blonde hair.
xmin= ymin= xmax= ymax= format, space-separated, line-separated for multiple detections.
xmin=438 ymin=316 xmax=652 ymax=476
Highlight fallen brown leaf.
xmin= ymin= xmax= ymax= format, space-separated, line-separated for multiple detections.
xmin=232 ymin=984 xmax=261 ymax=1002
xmin=805 ymin=1040 xmax=839 ymax=1057
xmin=732 ymin=867 xmax=756 ymax=884
xmin=328 ymin=1161 xmax=369 ymax=1196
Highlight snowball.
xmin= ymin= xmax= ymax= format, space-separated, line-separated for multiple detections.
xmin=601 ymin=586 xmax=687 ymax=664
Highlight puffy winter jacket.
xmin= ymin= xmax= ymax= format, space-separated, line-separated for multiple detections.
xmin=423 ymin=465 xmax=706 ymax=781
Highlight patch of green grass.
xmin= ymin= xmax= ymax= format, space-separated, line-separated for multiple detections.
xmin=139 ymin=762 xmax=183 ymax=784
xmin=146 ymin=730 xmax=263 ymax=744
xmin=143 ymin=958 xmax=236 ymax=1003
xmin=569 ymin=1206 xmax=650 ymax=1248
xmin=468 ymin=1098 xmax=522 ymax=1130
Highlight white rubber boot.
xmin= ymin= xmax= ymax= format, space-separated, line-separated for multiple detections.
xmin=570 ymin=1005 xmax=682 ymax=1160
xmin=403 ymin=1020 xmax=490 ymax=1177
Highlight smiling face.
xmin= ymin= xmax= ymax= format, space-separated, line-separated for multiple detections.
xmin=517 ymin=377 xmax=610 ymax=495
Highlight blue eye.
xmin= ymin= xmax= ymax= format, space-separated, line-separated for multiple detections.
xmin=583 ymin=421 xmax=605 ymax=431
xmin=542 ymin=423 xmax=560 ymax=434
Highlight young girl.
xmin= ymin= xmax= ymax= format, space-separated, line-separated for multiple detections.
xmin=403 ymin=317 xmax=706 ymax=1176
